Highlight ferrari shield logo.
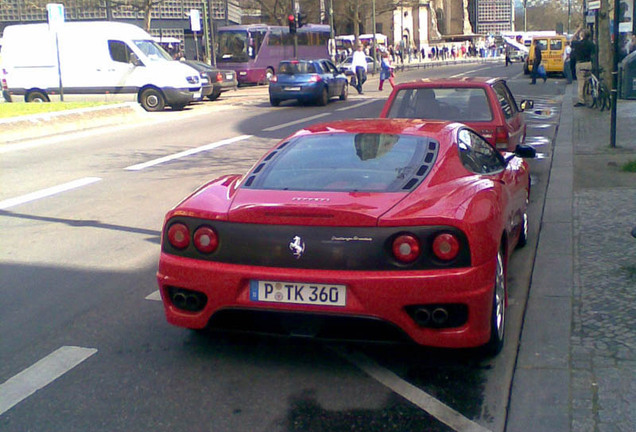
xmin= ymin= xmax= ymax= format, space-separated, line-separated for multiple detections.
xmin=289 ymin=236 xmax=305 ymax=259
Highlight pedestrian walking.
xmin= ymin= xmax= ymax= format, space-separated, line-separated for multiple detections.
xmin=350 ymin=43 xmax=368 ymax=94
xmin=505 ymin=45 xmax=511 ymax=67
xmin=571 ymin=27 xmax=595 ymax=107
xmin=378 ymin=52 xmax=395 ymax=91
xmin=563 ymin=41 xmax=573 ymax=84
xmin=530 ymin=39 xmax=544 ymax=84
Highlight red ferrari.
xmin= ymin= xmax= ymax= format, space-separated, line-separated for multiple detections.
xmin=157 ymin=119 xmax=535 ymax=355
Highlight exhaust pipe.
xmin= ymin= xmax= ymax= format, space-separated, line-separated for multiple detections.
xmin=168 ymin=287 xmax=207 ymax=312
xmin=414 ymin=307 xmax=431 ymax=325
xmin=432 ymin=308 xmax=449 ymax=325
xmin=172 ymin=292 xmax=188 ymax=309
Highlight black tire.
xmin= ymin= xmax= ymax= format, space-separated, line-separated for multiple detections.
xmin=140 ymin=88 xmax=165 ymax=112
xmin=339 ymin=83 xmax=348 ymax=101
xmin=317 ymin=88 xmax=329 ymax=106
xmin=482 ymin=247 xmax=506 ymax=357
xmin=599 ymin=86 xmax=611 ymax=112
xmin=269 ymin=96 xmax=280 ymax=107
xmin=207 ymin=89 xmax=222 ymax=101
xmin=583 ymin=80 xmax=595 ymax=108
xmin=171 ymin=103 xmax=187 ymax=111
xmin=25 ymin=90 xmax=49 ymax=103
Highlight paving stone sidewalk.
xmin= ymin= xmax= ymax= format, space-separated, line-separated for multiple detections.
xmin=570 ymin=89 xmax=636 ymax=432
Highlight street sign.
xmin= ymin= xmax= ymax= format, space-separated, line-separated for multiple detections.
xmin=587 ymin=0 xmax=600 ymax=10
xmin=46 ymin=3 xmax=65 ymax=31
xmin=190 ymin=9 xmax=201 ymax=32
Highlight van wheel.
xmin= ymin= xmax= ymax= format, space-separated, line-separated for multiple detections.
xmin=140 ymin=88 xmax=165 ymax=112
xmin=26 ymin=91 xmax=49 ymax=103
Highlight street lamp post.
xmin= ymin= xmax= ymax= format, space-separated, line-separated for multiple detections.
xmin=372 ymin=0 xmax=377 ymax=70
xmin=329 ymin=0 xmax=334 ymax=60
xmin=524 ymin=0 xmax=527 ymax=32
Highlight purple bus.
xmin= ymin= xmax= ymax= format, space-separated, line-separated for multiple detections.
xmin=216 ymin=24 xmax=331 ymax=85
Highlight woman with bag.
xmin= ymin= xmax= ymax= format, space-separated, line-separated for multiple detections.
xmin=378 ymin=52 xmax=395 ymax=91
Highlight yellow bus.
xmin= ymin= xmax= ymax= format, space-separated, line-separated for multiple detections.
xmin=524 ymin=35 xmax=567 ymax=75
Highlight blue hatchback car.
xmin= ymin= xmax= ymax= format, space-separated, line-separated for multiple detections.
xmin=269 ymin=59 xmax=348 ymax=106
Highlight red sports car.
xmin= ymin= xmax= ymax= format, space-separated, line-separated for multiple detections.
xmin=379 ymin=78 xmax=534 ymax=152
xmin=157 ymin=119 xmax=535 ymax=355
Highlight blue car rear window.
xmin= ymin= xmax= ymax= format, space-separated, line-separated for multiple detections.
xmin=243 ymin=133 xmax=438 ymax=192
xmin=278 ymin=62 xmax=317 ymax=74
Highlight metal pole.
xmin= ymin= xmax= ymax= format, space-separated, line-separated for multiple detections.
xmin=567 ymin=0 xmax=571 ymax=35
xmin=372 ymin=0 xmax=377 ymax=71
xmin=329 ymin=0 xmax=335 ymax=60
xmin=524 ymin=0 xmax=527 ymax=32
xmin=610 ymin=0 xmax=620 ymax=148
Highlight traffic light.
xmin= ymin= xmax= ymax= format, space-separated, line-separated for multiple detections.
xmin=297 ymin=13 xmax=307 ymax=29
xmin=288 ymin=14 xmax=296 ymax=34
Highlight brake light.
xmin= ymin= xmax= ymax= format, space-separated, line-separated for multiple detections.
xmin=167 ymin=223 xmax=190 ymax=249
xmin=216 ymin=72 xmax=223 ymax=82
xmin=432 ymin=233 xmax=460 ymax=261
xmin=392 ymin=234 xmax=421 ymax=263
xmin=495 ymin=126 xmax=509 ymax=147
xmin=193 ymin=226 xmax=218 ymax=254
xmin=308 ymin=74 xmax=322 ymax=83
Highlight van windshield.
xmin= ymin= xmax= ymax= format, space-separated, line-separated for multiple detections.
xmin=133 ymin=40 xmax=173 ymax=62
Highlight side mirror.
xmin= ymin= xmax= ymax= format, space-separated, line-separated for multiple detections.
xmin=505 ymin=144 xmax=536 ymax=163
xmin=520 ymin=99 xmax=534 ymax=111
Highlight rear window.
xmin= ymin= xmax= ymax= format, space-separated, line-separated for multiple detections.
xmin=386 ymin=87 xmax=493 ymax=122
xmin=278 ymin=62 xmax=317 ymax=74
xmin=243 ymin=133 xmax=439 ymax=192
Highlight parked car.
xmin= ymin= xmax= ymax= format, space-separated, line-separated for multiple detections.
xmin=508 ymin=49 xmax=526 ymax=63
xmin=156 ymin=118 xmax=536 ymax=355
xmin=182 ymin=60 xmax=237 ymax=101
xmin=181 ymin=60 xmax=213 ymax=99
xmin=379 ymin=78 xmax=534 ymax=152
xmin=268 ymin=59 xmax=348 ymax=106
xmin=337 ymin=55 xmax=377 ymax=76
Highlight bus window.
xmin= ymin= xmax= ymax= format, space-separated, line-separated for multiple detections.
xmin=250 ymin=29 xmax=266 ymax=56
xmin=217 ymin=30 xmax=249 ymax=62
xmin=268 ymin=29 xmax=283 ymax=47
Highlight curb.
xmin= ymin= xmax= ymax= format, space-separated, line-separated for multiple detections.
xmin=0 ymin=102 xmax=146 ymax=144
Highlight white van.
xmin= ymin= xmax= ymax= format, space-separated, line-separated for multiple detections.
xmin=0 ymin=21 xmax=201 ymax=111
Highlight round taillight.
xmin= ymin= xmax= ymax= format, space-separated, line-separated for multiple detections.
xmin=432 ymin=233 xmax=460 ymax=261
xmin=392 ymin=234 xmax=421 ymax=263
xmin=193 ymin=226 xmax=218 ymax=254
xmin=167 ymin=223 xmax=190 ymax=249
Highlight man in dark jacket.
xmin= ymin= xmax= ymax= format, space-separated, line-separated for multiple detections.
xmin=530 ymin=39 xmax=543 ymax=84
xmin=571 ymin=28 xmax=595 ymax=106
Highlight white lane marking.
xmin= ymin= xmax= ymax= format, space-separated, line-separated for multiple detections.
xmin=335 ymin=99 xmax=378 ymax=112
xmin=336 ymin=349 xmax=493 ymax=432
xmin=124 ymin=135 xmax=253 ymax=171
xmin=262 ymin=113 xmax=331 ymax=132
xmin=450 ymin=68 xmax=490 ymax=78
xmin=0 ymin=346 xmax=97 ymax=416
xmin=145 ymin=290 xmax=162 ymax=301
xmin=0 ymin=177 xmax=102 ymax=210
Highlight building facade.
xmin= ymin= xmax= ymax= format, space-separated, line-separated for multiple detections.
xmin=0 ymin=1 xmax=242 ymax=60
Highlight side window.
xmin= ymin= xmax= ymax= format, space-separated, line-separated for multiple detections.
xmin=537 ymin=39 xmax=548 ymax=51
xmin=493 ymin=83 xmax=516 ymax=119
xmin=457 ymin=129 xmax=505 ymax=175
xmin=550 ymin=38 xmax=563 ymax=51
xmin=108 ymin=40 xmax=132 ymax=63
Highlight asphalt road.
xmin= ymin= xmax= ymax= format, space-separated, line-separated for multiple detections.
xmin=0 ymin=61 xmax=565 ymax=432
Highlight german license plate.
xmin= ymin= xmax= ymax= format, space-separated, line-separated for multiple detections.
xmin=284 ymin=86 xmax=301 ymax=91
xmin=226 ymin=73 xmax=233 ymax=80
xmin=250 ymin=280 xmax=346 ymax=306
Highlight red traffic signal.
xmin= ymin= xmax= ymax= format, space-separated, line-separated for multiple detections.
xmin=288 ymin=14 xmax=296 ymax=34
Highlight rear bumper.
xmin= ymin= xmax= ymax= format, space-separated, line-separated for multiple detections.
xmin=157 ymin=254 xmax=496 ymax=348
xmin=269 ymin=83 xmax=323 ymax=101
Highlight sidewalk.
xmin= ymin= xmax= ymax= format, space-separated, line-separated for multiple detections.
xmin=508 ymin=85 xmax=636 ymax=431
